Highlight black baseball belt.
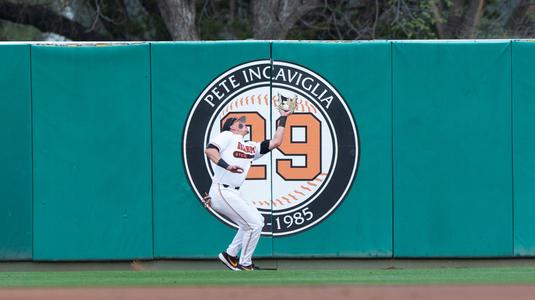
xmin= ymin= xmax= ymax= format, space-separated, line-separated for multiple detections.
xmin=221 ymin=184 xmax=240 ymax=190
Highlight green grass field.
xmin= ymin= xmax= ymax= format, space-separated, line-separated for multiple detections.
xmin=1 ymin=267 xmax=535 ymax=287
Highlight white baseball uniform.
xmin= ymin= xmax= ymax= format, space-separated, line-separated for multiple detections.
xmin=208 ymin=131 xmax=266 ymax=266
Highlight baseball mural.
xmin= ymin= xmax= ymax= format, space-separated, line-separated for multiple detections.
xmin=183 ymin=60 xmax=359 ymax=237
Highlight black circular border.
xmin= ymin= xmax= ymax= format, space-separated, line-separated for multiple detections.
xmin=182 ymin=60 xmax=360 ymax=237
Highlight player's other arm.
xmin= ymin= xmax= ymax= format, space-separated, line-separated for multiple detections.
xmin=204 ymin=146 xmax=243 ymax=173
xmin=266 ymin=109 xmax=292 ymax=151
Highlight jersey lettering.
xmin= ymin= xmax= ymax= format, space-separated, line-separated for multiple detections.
xmin=237 ymin=142 xmax=256 ymax=154
xmin=233 ymin=151 xmax=255 ymax=159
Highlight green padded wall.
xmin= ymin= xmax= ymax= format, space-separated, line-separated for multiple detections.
xmin=0 ymin=44 xmax=32 ymax=260
xmin=32 ymin=45 xmax=153 ymax=260
xmin=151 ymin=42 xmax=273 ymax=258
xmin=0 ymin=41 xmax=530 ymax=261
xmin=393 ymin=41 xmax=513 ymax=257
xmin=271 ymin=42 xmax=392 ymax=257
xmin=513 ymin=41 xmax=535 ymax=256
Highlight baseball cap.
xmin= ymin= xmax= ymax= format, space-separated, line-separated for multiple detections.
xmin=221 ymin=116 xmax=246 ymax=132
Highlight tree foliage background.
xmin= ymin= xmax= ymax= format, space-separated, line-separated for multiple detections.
xmin=0 ymin=0 xmax=534 ymax=41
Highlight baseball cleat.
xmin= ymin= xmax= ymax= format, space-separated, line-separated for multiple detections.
xmin=218 ymin=252 xmax=239 ymax=271
xmin=237 ymin=264 xmax=260 ymax=271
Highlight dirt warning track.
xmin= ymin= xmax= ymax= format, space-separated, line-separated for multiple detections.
xmin=2 ymin=285 xmax=535 ymax=300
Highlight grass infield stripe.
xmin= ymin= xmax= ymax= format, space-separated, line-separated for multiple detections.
xmin=0 ymin=267 xmax=535 ymax=287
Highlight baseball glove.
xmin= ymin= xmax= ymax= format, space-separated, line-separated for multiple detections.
xmin=277 ymin=93 xmax=297 ymax=113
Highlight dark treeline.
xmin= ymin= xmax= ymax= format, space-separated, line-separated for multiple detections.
xmin=1 ymin=0 xmax=534 ymax=41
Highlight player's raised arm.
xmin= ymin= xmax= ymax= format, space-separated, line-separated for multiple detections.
xmin=268 ymin=109 xmax=293 ymax=150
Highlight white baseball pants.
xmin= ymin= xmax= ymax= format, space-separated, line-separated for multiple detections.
xmin=209 ymin=183 xmax=264 ymax=266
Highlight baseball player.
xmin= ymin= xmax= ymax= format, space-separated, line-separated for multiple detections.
xmin=203 ymin=108 xmax=292 ymax=271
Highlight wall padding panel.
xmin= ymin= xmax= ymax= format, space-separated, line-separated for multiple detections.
xmin=393 ymin=41 xmax=512 ymax=257
xmin=32 ymin=45 xmax=153 ymax=260
xmin=271 ymin=41 xmax=392 ymax=257
xmin=0 ymin=44 xmax=32 ymax=260
xmin=151 ymin=42 xmax=273 ymax=258
xmin=512 ymin=41 xmax=535 ymax=256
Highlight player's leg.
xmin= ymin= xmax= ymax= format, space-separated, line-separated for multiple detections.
xmin=226 ymin=228 xmax=244 ymax=257
xmin=237 ymin=201 xmax=264 ymax=268
xmin=226 ymin=202 xmax=265 ymax=257
xmin=211 ymin=185 xmax=264 ymax=268
xmin=209 ymin=184 xmax=240 ymax=270
xmin=209 ymin=185 xmax=263 ymax=270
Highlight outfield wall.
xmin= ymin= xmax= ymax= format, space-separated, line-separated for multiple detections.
xmin=0 ymin=40 xmax=533 ymax=260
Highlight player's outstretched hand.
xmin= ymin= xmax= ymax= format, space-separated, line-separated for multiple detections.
xmin=202 ymin=192 xmax=211 ymax=208
xmin=278 ymin=108 xmax=293 ymax=117
xmin=227 ymin=165 xmax=244 ymax=173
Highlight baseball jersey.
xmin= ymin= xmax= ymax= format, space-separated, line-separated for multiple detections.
xmin=209 ymin=131 xmax=264 ymax=187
